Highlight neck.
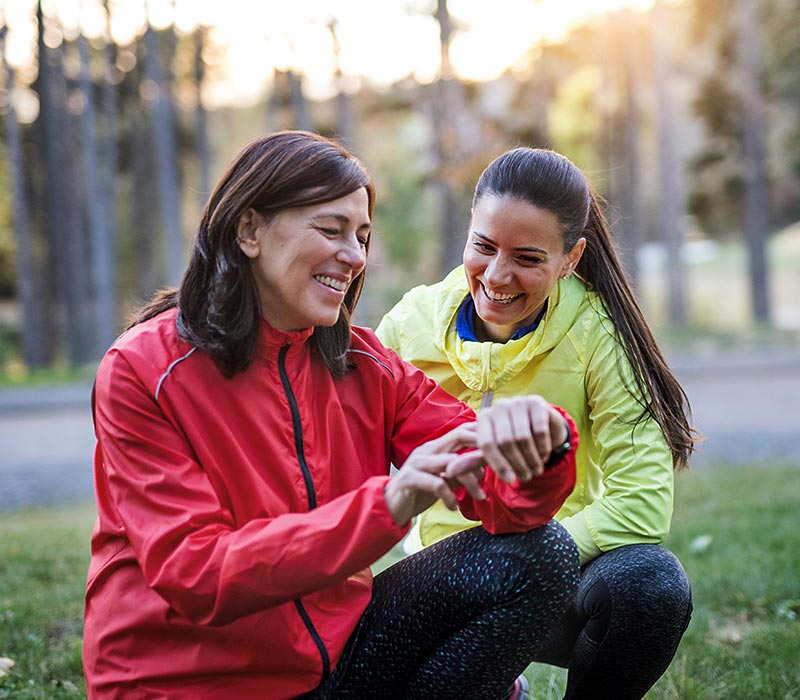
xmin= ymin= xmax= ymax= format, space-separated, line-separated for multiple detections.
xmin=473 ymin=315 xmax=512 ymax=344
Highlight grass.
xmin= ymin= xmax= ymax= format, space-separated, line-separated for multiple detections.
xmin=0 ymin=503 xmax=95 ymax=699
xmin=523 ymin=462 xmax=800 ymax=699
xmin=1 ymin=465 xmax=798 ymax=698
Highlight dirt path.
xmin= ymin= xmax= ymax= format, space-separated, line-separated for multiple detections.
xmin=1 ymin=349 xmax=798 ymax=509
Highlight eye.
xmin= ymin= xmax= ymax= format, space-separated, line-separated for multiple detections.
xmin=472 ymin=240 xmax=495 ymax=253
xmin=517 ymin=255 xmax=544 ymax=266
xmin=357 ymin=234 xmax=370 ymax=247
xmin=317 ymin=227 xmax=338 ymax=237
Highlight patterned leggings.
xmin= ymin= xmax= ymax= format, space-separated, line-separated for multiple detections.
xmin=535 ymin=544 xmax=693 ymax=699
xmin=305 ymin=521 xmax=579 ymax=700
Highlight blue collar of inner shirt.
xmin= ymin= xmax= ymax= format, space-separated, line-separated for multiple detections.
xmin=456 ymin=295 xmax=548 ymax=342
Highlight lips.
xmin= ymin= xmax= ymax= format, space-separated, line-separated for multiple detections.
xmin=482 ymin=284 xmax=522 ymax=305
xmin=314 ymin=275 xmax=348 ymax=292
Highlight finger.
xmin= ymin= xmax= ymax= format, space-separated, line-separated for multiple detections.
xmin=549 ymin=410 xmax=569 ymax=446
xmin=446 ymin=469 xmax=487 ymax=502
xmin=430 ymin=476 xmax=459 ymax=510
xmin=509 ymin=404 xmax=538 ymax=481
xmin=402 ymin=452 xmax=459 ymax=476
xmin=411 ymin=422 xmax=478 ymax=456
xmin=486 ymin=402 xmax=534 ymax=481
xmin=444 ymin=452 xmax=487 ymax=500
xmin=527 ymin=400 xmax=554 ymax=469
xmin=477 ymin=412 xmax=517 ymax=484
xmin=418 ymin=471 xmax=459 ymax=510
xmin=443 ymin=449 xmax=486 ymax=479
xmin=396 ymin=469 xmax=458 ymax=514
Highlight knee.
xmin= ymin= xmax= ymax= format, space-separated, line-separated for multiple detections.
xmin=593 ymin=545 xmax=692 ymax=629
xmin=506 ymin=521 xmax=581 ymax=607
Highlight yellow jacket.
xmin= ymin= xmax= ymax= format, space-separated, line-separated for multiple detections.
xmin=376 ymin=267 xmax=674 ymax=564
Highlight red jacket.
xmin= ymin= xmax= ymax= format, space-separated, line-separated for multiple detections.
xmin=84 ymin=309 xmax=576 ymax=699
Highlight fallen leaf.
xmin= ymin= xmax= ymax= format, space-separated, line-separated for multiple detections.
xmin=689 ymin=534 xmax=713 ymax=554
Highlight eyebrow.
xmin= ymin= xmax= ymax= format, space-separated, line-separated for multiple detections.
xmin=473 ymin=231 xmax=548 ymax=255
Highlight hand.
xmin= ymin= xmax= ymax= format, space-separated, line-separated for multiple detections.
xmin=384 ymin=423 xmax=487 ymax=527
xmin=475 ymin=396 xmax=569 ymax=484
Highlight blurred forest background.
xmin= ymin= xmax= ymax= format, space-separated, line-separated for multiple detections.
xmin=0 ymin=0 xmax=799 ymax=377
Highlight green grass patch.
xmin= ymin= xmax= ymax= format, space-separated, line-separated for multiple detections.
xmin=0 ymin=364 xmax=97 ymax=388
xmin=523 ymin=463 xmax=800 ymax=699
xmin=0 ymin=503 xmax=95 ymax=699
xmin=2 ymin=467 xmax=798 ymax=698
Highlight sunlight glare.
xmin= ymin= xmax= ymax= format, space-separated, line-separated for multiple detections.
xmin=2 ymin=0 xmax=659 ymax=106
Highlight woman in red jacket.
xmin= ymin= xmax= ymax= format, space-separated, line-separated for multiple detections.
xmin=84 ymin=131 xmax=579 ymax=700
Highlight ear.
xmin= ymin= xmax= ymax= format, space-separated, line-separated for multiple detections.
xmin=237 ymin=208 xmax=262 ymax=259
xmin=560 ymin=237 xmax=586 ymax=278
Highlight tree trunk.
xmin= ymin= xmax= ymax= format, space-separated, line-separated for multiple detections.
xmin=651 ymin=1 xmax=687 ymax=326
xmin=287 ymin=70 xmax=313 ymax=131
xmin=736 ymin=0 xmax=771 ymax=322
xmin=619 ymin=14 xmax=644 ymax=294
xmin=131 ymin=92 xmax=159 ymax=299
xmin=194 ymin=26 xmax=212 ymax=208
xmin=433 ymin=0 xmax=468 ymax=276
xmin=37 ymin=3 xmax=93 ymax=365
xmin=327 ymin=19 xmax=355 ymax=146
xmin=78 ymin=29 xmax=115 ymax=356
xmin=264 ymin=67 xmax=281 ymax=132
xmin=142 ymin=23 xmax=183 ymax=286
xmin=1 ymin=27 xmax=49 ymax=367
xmin=101 ymin=0 xmax=119 ymax=337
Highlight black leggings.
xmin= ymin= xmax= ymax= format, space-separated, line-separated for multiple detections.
xmin=305 ymin=521 xmax=579 ymax=700
xmin=535 ymin=544 xmax=693 ymax=699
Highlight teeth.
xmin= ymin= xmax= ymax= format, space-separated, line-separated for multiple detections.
xmin=484 ymin=288 xmax=520 ymax=303
xmin=315 ymin=275 xmax=347 ymax=292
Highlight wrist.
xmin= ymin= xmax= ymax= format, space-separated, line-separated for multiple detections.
xmin=544 ymin=420 xmax=572 ymax=470
xmin=383 ymin=482 xmax=410 ymax=528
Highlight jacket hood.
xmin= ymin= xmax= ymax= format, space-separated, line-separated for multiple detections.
xmin=432 ymin=266 xmax=589 ymax=393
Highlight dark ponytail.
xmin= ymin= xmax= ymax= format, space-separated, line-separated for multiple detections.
xmin=577 ymin=192 xmax=695 ymax=470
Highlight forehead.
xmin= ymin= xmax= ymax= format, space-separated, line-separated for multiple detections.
xmin=472 ymin=194 xmax=562 ymax=244
xmin=300 ymin=188 xmax=370 ymax=222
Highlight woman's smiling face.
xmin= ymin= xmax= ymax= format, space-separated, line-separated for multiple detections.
xmin=463 ymin=193 xmax=583 ymax=343
xmin=237 ymin=187 xmax=371 ymax=331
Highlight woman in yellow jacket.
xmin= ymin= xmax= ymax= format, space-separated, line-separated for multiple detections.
xmin=377 ymin=147 xmax=695 ymax=699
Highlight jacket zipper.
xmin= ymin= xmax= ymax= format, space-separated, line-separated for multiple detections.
xmin=278 ymin=345 xmax=316 ymax=509
xmin=277 ymin=345 xmax=331 ymax=683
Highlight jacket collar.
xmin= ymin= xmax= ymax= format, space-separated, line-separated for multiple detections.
xmin=258 ymin=318 xmax=315 ymax=348
xmin=433 ymin=266 xmax=587 ymax=393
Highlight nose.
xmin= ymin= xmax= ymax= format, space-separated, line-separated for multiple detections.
xmin=336 ymin=234 xmax=367 ymax=273
xmin=484 ymin=255 xmax=512 ymax=286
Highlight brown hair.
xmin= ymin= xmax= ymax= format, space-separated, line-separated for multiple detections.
xmin=474 ymin=148 xmax=696 ymax=469
xmin=131 ymin=131 xmax=376 ymax=378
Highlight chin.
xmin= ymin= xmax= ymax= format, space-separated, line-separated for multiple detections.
xmin=313 ymin=309 xmax=344 ymax=328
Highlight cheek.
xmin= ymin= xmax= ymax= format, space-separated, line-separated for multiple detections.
xmin=462 ymin=250 xmax=483 ymax=278
xmin=520 ymin=268 xmax=557 ymax=296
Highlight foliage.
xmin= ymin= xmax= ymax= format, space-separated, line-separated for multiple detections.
xmin=1 ymin=1 xmax=799 ymax=367
xmin=688 ymin=0 xmax=800 ymax=236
